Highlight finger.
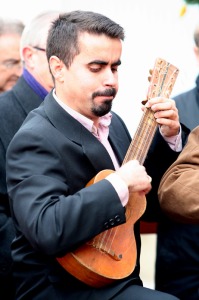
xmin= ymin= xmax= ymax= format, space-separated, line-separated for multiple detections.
xmin=156 ymin=119 xmax=180 ymax=135
xmin=154 ymin=107 xmax=179 ymax=121
xmin=149 ymin=100 xmax=177 ymax=112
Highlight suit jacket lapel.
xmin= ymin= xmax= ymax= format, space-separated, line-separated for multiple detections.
xmin=12 ymin=76 xmax=43 ymax=114
xmin=44 ymin=92 xmax=115 ymax=173
xmin=109 ymin=128 xmax=125 ymax=166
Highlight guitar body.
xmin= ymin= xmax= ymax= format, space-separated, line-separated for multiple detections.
xmin=56 ymin=58 xmax=179 ymax=287
xmin=57 ymin=170 xmax=146 ymax=288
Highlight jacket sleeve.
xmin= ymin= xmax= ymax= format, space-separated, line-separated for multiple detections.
xmin=6 ymin=127 xmax=126 ymax=256
xmin=0 ymin=137 xmax=16 ymax=276
xmin=158 ymin=126 xmax=199 ymax=224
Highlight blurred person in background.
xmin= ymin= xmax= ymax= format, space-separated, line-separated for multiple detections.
xmin=153 ymin=23 xmax=199 ymax=300
xmin=0 ymin=10 xmax=60 ymax=300
xmin=0 ymin=17 xmax=24 ymax=93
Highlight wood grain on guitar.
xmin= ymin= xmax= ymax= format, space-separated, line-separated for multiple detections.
xmin=56 ymin=58 xmax=179 ymax=288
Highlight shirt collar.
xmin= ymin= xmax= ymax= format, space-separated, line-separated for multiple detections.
xmin=23 ymin=68 xmax=48 ymax=100
xmin=52 ymin=89 xmax=112 ymax=134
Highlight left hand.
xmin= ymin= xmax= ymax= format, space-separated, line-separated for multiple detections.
xmin=142 ymin=97 xmax=180 ymax=137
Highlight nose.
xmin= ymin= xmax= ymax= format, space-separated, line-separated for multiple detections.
xmin=15 ymin=64 xmax=23 ymax=76
xmin=12 ymin=61 xmax=23 ymax=76
xmin=104 ymin=68 xmax=118 ymax=87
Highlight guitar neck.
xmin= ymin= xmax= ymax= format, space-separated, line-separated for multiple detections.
xmin=123 ymin=58 xmax=179 ymax=165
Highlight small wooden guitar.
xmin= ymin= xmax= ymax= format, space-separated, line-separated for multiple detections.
xmin=57 ymin=58 xmax=179 ymax=288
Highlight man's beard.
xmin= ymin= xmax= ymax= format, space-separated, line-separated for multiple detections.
xmin=91 ymin=88 xmax=116 ymax=117
xmin=92 ymin=100 xmax=112 ymax=117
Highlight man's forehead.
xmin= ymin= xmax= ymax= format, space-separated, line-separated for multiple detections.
xmin=77 ymin=32 xmax=122 ymax=60
xmin=78 ymin=31 xmax=121 ymax=48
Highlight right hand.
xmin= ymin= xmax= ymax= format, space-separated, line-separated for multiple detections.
xmin=116 ymin=160 xmax=152 ymax=195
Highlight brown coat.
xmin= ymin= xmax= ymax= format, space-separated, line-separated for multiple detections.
xmin=158 ymin=125 xmax=199 ymax=224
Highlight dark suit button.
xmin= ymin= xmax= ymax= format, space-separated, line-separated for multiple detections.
xmin=115 ymin=215 xmax=121 ymax=223
xmin=104 ymin=222 xmax=109 ymax=229
xmin=109 ymin=219 xmax=115 ymax=226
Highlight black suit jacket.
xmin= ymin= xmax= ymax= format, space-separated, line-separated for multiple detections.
xmin=6 ymin=91 xmax=188 ymax=299
xmin=0 ymin=76 xmax=43 ymax=299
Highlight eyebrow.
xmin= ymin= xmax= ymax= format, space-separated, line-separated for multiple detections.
xmin=3 ymin=59 xmax=20 ymax=63
xmin=88 ymin=59 xmax=121 ymax=67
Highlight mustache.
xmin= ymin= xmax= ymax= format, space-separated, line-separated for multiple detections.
xmin=92 ymin=88 xmax=117 ymax=99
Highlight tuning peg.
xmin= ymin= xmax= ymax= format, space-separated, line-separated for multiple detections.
xmin=141 ymin=99 xmax=148 ymax=105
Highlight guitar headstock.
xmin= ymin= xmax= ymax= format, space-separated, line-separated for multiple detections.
xmin=125 ymin=57 xmax=179 ymax=165
xmin=143 ymin=58 xmax=179 ymax=104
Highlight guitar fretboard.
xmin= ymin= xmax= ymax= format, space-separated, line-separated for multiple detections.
xmin=123 ymin=58 xmax=179 ymax=165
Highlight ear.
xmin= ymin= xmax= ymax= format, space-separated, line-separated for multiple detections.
xmin=193 ymin=46 xmax=199 ymax=66
xmin=22 ymin=46 xmax=35 ymax=68
xmin=49 ymin=56 xmax=64 ymax=82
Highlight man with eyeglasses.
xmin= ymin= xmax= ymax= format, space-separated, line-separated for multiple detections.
xmin=0 ymin=10 xmax=60 ymax=300
xmin=0 ymin=17 xmax=24 ymax=93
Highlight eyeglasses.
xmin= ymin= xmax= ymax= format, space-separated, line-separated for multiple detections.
xmin=33 ymin=46 xmax=46 ymax=52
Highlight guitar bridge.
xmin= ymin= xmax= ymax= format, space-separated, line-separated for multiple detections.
xmin=87 ymin=240 xmax=122 ymax=261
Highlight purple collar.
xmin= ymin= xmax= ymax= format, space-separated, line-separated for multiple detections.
xmin=23 ymin=68 xmax=48 ymax=100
